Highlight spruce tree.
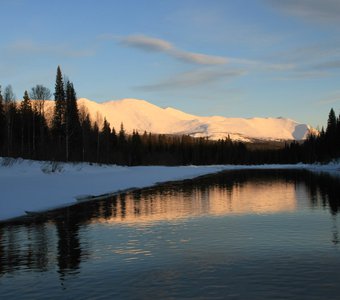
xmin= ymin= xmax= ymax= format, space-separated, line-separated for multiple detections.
xmin=326 ymin=108 xmax=337 ymax=157
xmin=93 ymin=122 xmax=100 ymax=162
xmin=118 ymin=122 xmax=126 ymax=145
xmin=326 ymin=108 xmax=337 ymax=138
xmin=111 ymin=126 xmax=117 ymax=148
xmin=65 ymin=81 xmax=81 ymax=161
xmin=81 ymin=113 xmax=92 ymax=162
xmin=0 ymin=86 xmax=5 ymax=154
xmin=53 ymin=66 xmax=65 ymax=129
xmin=100 ymin=118 xmax=111 ymax=163
xmin=52 ymin=66 xmax=66 ymax=159
xmin=20 ymin=91 xmax=33 ymax=156
xmin=21 ymin=90 xmax=31 ymax=112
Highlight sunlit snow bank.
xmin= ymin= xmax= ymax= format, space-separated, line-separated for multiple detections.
xmin=0 ymin=157 xmax=339 ymax=221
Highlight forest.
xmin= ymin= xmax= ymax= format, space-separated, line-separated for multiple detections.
xmin=0 ymin=67 xmax=339 ymax=166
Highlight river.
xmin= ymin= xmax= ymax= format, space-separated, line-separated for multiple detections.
xmin=1 ymin=169 xmax=340 ymax=299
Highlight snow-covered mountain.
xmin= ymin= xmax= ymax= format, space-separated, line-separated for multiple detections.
xmin=43 ymin=98 xmax=314 ymax=142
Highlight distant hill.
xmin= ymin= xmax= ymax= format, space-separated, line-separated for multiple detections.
xmin=42 ymin=98 xmax=315 ymax=142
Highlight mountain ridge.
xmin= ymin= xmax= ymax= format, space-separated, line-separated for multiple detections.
xmin=42 ymin=98 xmax=315 ymax=142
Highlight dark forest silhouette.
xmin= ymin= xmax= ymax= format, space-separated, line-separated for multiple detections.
xmin=0 ymin=67 xmax=339 ymax=165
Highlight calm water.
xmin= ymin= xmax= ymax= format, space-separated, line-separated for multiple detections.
xmin=1 ymin=169 xmax=340 ymax=299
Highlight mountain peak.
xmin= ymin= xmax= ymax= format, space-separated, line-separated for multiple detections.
xmin=44 ymin=98 xmax=314 ymax=142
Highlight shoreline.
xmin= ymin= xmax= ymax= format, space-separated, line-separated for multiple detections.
xmin=0 ymin=157 xmax=339 ymax=223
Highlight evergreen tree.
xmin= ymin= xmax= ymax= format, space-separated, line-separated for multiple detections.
xmin=111 ymin=126 xmax=117 ymax=148
xmin=20 ymin=90 xmax=31 ymax=112
xmin=52 ymin=66 xmax=66 ymax=159
xmin=19 ymin=91 xmax=33 ymax=156
xmin=117 ymin=123 xmax=127 ymax=164
xmin=118 ymin=123 xmax=126 ymax=145
xmin=0 ymin=86 xmax=5 ymax=153
xmin=325 ymin=108 xmax=337 ymax=158
xmin=131 ymin=130 xmax=142 ymax=165
xmin=100 ymin=118 xmax=111 ymax=163
xmin=337 ymin=113 xmax=340 ymax=153
xmin=65 ymin=81 xmax=81 ymax=161
xmin=53 ymin=66 xmax=66 ymax=129
xmin=326 ymin=108 xmax=337 ymax=138
xmin=81 ymin=113 xmax=92 ymax=162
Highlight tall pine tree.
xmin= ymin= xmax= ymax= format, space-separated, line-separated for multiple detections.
xmin=326 ymin=108 xmax=337 ymax=158
xmin=52 ymin=66 xmax=66 ymax=159
xmin=0 ymin=86 xmax=5 ymax=154
xmin=326 ymin=108 xmax=337 ymax=138
xmin=65 ymin=81 xmax=81 ymax=161
xmin=20 ymin=91 xmax=33 ymax=156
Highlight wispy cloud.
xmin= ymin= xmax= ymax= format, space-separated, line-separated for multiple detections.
xmin=265 ymin=0 xmax=340 ymax=23
xmin=102 ymin=34 xmax=295 ymax=71
xmin=271 ymin=43 xmax=340 ymax=64
xmin=267 ymin=42 xmax=340 ymax=77
xmin=229 ymin=57 xmax=294 ymax=71
xmin=120 ymin=35 xmax=172 ymax=52
xmin=313 ymin=60 xmax=340 ymax=71
xmin=172 ymin=50 xmax=228 ymax=65
xmin=136 ymin=68 xmax=246 ymax=91
xmin=317 ymin=91 xmax=340 ymax=105
xmin=119 ymin=35 xmax=227 ymax=65
xmin=5 ymin=40 xmax=95 ymax=58
xmin=273 ymin=71 xmax=330 ymax=81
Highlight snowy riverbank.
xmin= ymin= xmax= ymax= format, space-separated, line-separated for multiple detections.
xmin=0 ymin=157 xmax=339 ymax=221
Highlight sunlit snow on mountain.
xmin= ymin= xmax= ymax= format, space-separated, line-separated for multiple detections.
xmin=43 ymin=98 xmax=314 ymax=142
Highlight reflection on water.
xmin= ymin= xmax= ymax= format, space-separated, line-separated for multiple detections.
xmin=98 ymin=180 xmax=298 ymax=225
xmin=1 ymin=169 xmax=340 ymax=299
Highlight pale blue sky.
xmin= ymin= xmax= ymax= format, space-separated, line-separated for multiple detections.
xmin=1 ymin=0 xmax=340 ymax=127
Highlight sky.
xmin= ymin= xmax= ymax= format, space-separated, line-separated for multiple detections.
xmin=1 ymin=0 xmax=340 ymax=128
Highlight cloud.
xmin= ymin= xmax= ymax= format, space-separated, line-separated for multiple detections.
xmin=104 ymin=34 xmax=295 ymax=71
xmin=229 ymin=57 xmax=295 ymax=71
xmin=136 ymin=68 xmax=246 ymax=91
xmin=313 ymin=60 xmax=340 ymax=70
xmin=172 ymin=50 xmax=227 ymax=65
xmin=271 ymin=43 xmax=340 ymax=64
xmin=317 ymin=92 xmax=340 ymax=105
xmin=119 ymin=35 xmax=227 ymax=65
xmin=266 ymin=42 xmax=340 ymax=76
xmin=120 ymin=35 xmax=173 ymax=52
xmin=265 ymin=0 xmax=340 ymax=23
xmin=5 ymin=40 xmax=95 ymax=58
xmin=273 ymin=71 xmax=330 ymax=81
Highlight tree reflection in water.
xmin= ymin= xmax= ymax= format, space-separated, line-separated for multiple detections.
xmin=1 ymin=169 xmax=340 ymax=277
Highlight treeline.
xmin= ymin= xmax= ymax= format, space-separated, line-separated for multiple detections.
xmin=0 ymin=67 xmax=248 ymax=165
xmin=248 ymin=108 xmax=340 ymax=164
xmin=0 ymin=66 xmax=339 ymax=165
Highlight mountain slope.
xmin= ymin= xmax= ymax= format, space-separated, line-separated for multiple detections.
xmin=43 ymin=98 xmax=314 ymax=142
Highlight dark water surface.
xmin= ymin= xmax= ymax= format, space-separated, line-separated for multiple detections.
xmin=1 ymin=169 xmax=340 ymax=299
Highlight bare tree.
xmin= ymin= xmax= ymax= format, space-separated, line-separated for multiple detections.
xmin=30 ymin=84 xmax=51 ymax=118
xmin=3 ymin=85 xmax=16 ymax=156
xmin=30 ymin=85 xmax=51 ymax=158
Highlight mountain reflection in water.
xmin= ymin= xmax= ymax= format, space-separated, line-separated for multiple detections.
xmin=1 ymin=169 xmax=340 ymax=299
